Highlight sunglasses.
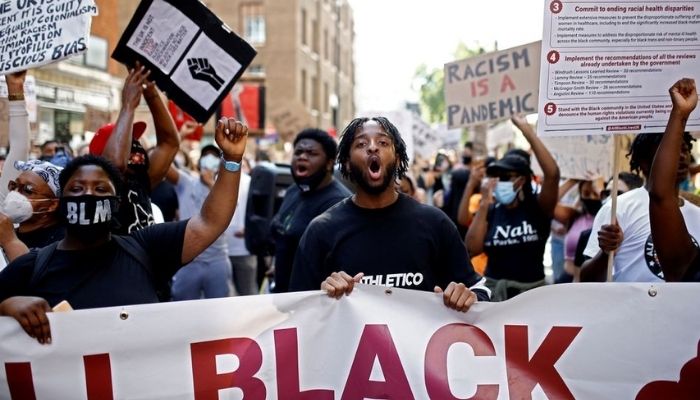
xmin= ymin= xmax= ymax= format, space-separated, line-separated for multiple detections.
xmin=498 ymin=174 xmax=520 ymax=182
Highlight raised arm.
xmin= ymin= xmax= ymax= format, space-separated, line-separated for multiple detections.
xmin=1 ymin=71 xmax=30 ymax=199
xmin=512 ymin=114 xmax=561 ymax=217
xmin=457 ymin=162 xmax=485 ymax=227
xmin=465 ymin=179 xmax=496 ymax=256
xmin=649 ymin=78 xmax=698 ymax=281
xmin=181 ymin=118 xmax=247 ymax=264
xmin=102 ymin=65 xmax=150 ymax=172
xmin=143 ymin=83 xmax=180 ymax=189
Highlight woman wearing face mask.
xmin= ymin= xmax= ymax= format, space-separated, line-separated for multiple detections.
xmin=466 ymin=114 xmax=560 ymax=301
xmin=270 ymin=128 xmax=351 ymax=293
xmin=0 ymin=160 xmax=63 ymax=262
xmin=0 ymin=117 xmax=248 ymax=344
xmin=553 ymin=179 xmax=604 ymax=283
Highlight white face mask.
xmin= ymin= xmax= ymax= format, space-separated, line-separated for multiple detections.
xmin=200 ymin=154 xmax=221 ymax=171
xmin=2 ymin=191 xmax=35 ymax=223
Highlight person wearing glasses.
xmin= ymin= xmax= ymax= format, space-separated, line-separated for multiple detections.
xmin=466 ymin=114 xmax=560 ymax=301
xmin=0 ymin=160 xmax=64 ymax=262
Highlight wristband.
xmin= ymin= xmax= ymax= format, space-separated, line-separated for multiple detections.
xmin=8 ymin=93 xmax=24 ymax=101
xmin=221 ymin=157 xmax=241 ymax=172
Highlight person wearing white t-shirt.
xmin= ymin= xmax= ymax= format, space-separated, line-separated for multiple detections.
xmin=581 ymin=128 xmax=699 ymax=282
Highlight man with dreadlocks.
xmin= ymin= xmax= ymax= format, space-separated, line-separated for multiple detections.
xmin=580 ymin=96 xmax=700 ymax=282
xmin=289 ymin=117 xmax=490 ymax=311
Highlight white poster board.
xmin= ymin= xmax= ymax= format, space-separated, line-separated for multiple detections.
xmin=0 ymin=0 xmax=98 ymax=74
xmin=0 ymin=284 xmax=699 ymax=399
xmin=445 ymin=42 xmax=541 ymax=128
xmin=532 ymin=134 xmax=615 ymax=179
xmin=538 ymin=0 xmax=700 ymax=136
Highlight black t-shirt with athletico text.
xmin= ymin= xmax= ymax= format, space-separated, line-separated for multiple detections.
xmin=289 ymin=194 xmax=488 ymax=300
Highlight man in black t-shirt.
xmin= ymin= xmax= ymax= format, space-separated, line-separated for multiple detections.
xmin=270 ymin=129 xmax=350 ymax=293
xmin=0 ymin=118 xmax=249 ymax=345
xmin=289 ymin=117 xmax=489 ymax=310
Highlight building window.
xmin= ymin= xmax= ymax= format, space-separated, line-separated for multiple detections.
xmin=67 ymin=35 xmax=107 ymax=70
xmin=241 ymin=3 xmax=266 ymax=45
xmin=301 ymin=9 xmax=307 ymax=46
xmin=248 ymin=64 xmax=265 ymax=74
xmin=312 ymin=75 xmax=319 ymax=111
xmin=301 ymin=69 xmax=307 ymax=106
xmin=323 ymin=82 xmax=329 ymax=113
xmin=323 ymin=28 xmax=329 ymax=60
xmin=312 ymin=19 xmax=319 ymax=54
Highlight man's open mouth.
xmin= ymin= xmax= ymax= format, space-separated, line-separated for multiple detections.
xmin=368 ymin=158 xmax=381 ymax=180
xmin=295 ymin=164 xmax=310 ymax=178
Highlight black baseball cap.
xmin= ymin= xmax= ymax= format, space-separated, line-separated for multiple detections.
xmin=486 ymin=154 xmax=533 ymax=177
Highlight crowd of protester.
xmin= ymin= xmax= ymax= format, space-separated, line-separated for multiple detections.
xmin=1 ymin=66 xmax=699 ymax=344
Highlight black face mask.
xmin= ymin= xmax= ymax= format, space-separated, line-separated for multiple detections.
xmin=462 ymin=156 xmax=472 ymax=165
xmin=59 ymin=195 xmax=119 ymax=239
xmin=293 ymin=168 xmax=328 ymax=193
xmin=582 ymin=198 xmax=602 ymax=215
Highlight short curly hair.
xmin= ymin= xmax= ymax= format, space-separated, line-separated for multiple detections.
xmin=627 ymin=132 xmax=695 ymax=175
xmin=337 ymin=116 xmax=409 ymax=180
xmin=294 ymin=128 xmax=338 ymax=161
xmin=59 ymin=155 xmax=125 ymax=197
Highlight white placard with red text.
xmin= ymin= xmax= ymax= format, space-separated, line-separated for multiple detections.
xmin=0 ymin=284 xmax=698 ymax=399
xmin=538 ymin=0 xmax=700 ymax=136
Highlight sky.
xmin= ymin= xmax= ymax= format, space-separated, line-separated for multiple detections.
xmin=348 ymin=0 xmax=545 ymax=114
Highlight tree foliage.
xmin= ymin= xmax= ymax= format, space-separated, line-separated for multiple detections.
xmin=413 ymin=43 xmax=488 ymax=123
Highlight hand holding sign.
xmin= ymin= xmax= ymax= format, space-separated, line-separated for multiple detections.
xmin=122 ymin=64 xmax=151 ymax=111
xmin=215 ymin=117 xmax=247 ymax=162
xmin=6 ymin=70 xmax=27 ymax=96
xmin=670 ymin=78 xmax=698 ymax=119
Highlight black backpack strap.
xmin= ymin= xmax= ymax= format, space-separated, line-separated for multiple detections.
xmin=112 ymin=235 xmax=151 ymax=272
xmin=29 ymin=242 xmax=59 ymax=288
xmin=112 ymin=234 xmax=171 ymax=302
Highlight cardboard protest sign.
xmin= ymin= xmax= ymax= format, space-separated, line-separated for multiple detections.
xmin=538 ymin=0 xmax=700 ymax=136
xmin=0 ymin=0 xmax=97 ymax=74
xmin=534 ymin=134 xmax=614 ymax=179
xmin=444 ymin=41 xmax=541 ymax=128
xmin=112 ymin=0 xmax=257 ymax=123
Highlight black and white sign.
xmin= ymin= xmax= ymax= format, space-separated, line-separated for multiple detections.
xmin=112 ymin=0 xmax=257 ymax=123
xmin=0 ymin=0 xmax=98 ymax=74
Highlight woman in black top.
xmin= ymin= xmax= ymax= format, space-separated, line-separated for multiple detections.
xmin=466 ymin=114 xmax=560 ymax=300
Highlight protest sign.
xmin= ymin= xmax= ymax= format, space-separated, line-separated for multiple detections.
xmin=1 ymin=284 xmax=699 ymax=399
xmin=534 ymin=134 xmax=614 ymax=179
xmin=538 ymin=0 xmax=700 ymax=136
xmin=0 ymin=0 xmax=97 ymax=74
xmin=444 ymin=42 xmax=541 ymax=128
xmin=112 ymin=0 xmax=257 ymax=123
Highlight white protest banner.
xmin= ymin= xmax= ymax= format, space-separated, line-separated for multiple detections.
xmin=0 ymin=0 xmax=97 ymax=75
xmin=538 ymin=0 xmax=700 ymax=136
xmin=112 ymin=0 xmax=257 ymax=123
xmin=445 ymin=42 xmax=541 ymax=129
xmin=1 ymin=284 xmax=699 ymax=399
xmin=532 ymin=134 xmax=615 ymax=179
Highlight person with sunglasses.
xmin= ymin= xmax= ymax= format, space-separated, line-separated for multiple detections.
xmin=466 ymin=114 xmax=560 ymax=301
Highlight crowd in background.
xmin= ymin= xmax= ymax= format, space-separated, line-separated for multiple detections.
xmin=1 ymin=66 xmax=700 ymax=343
